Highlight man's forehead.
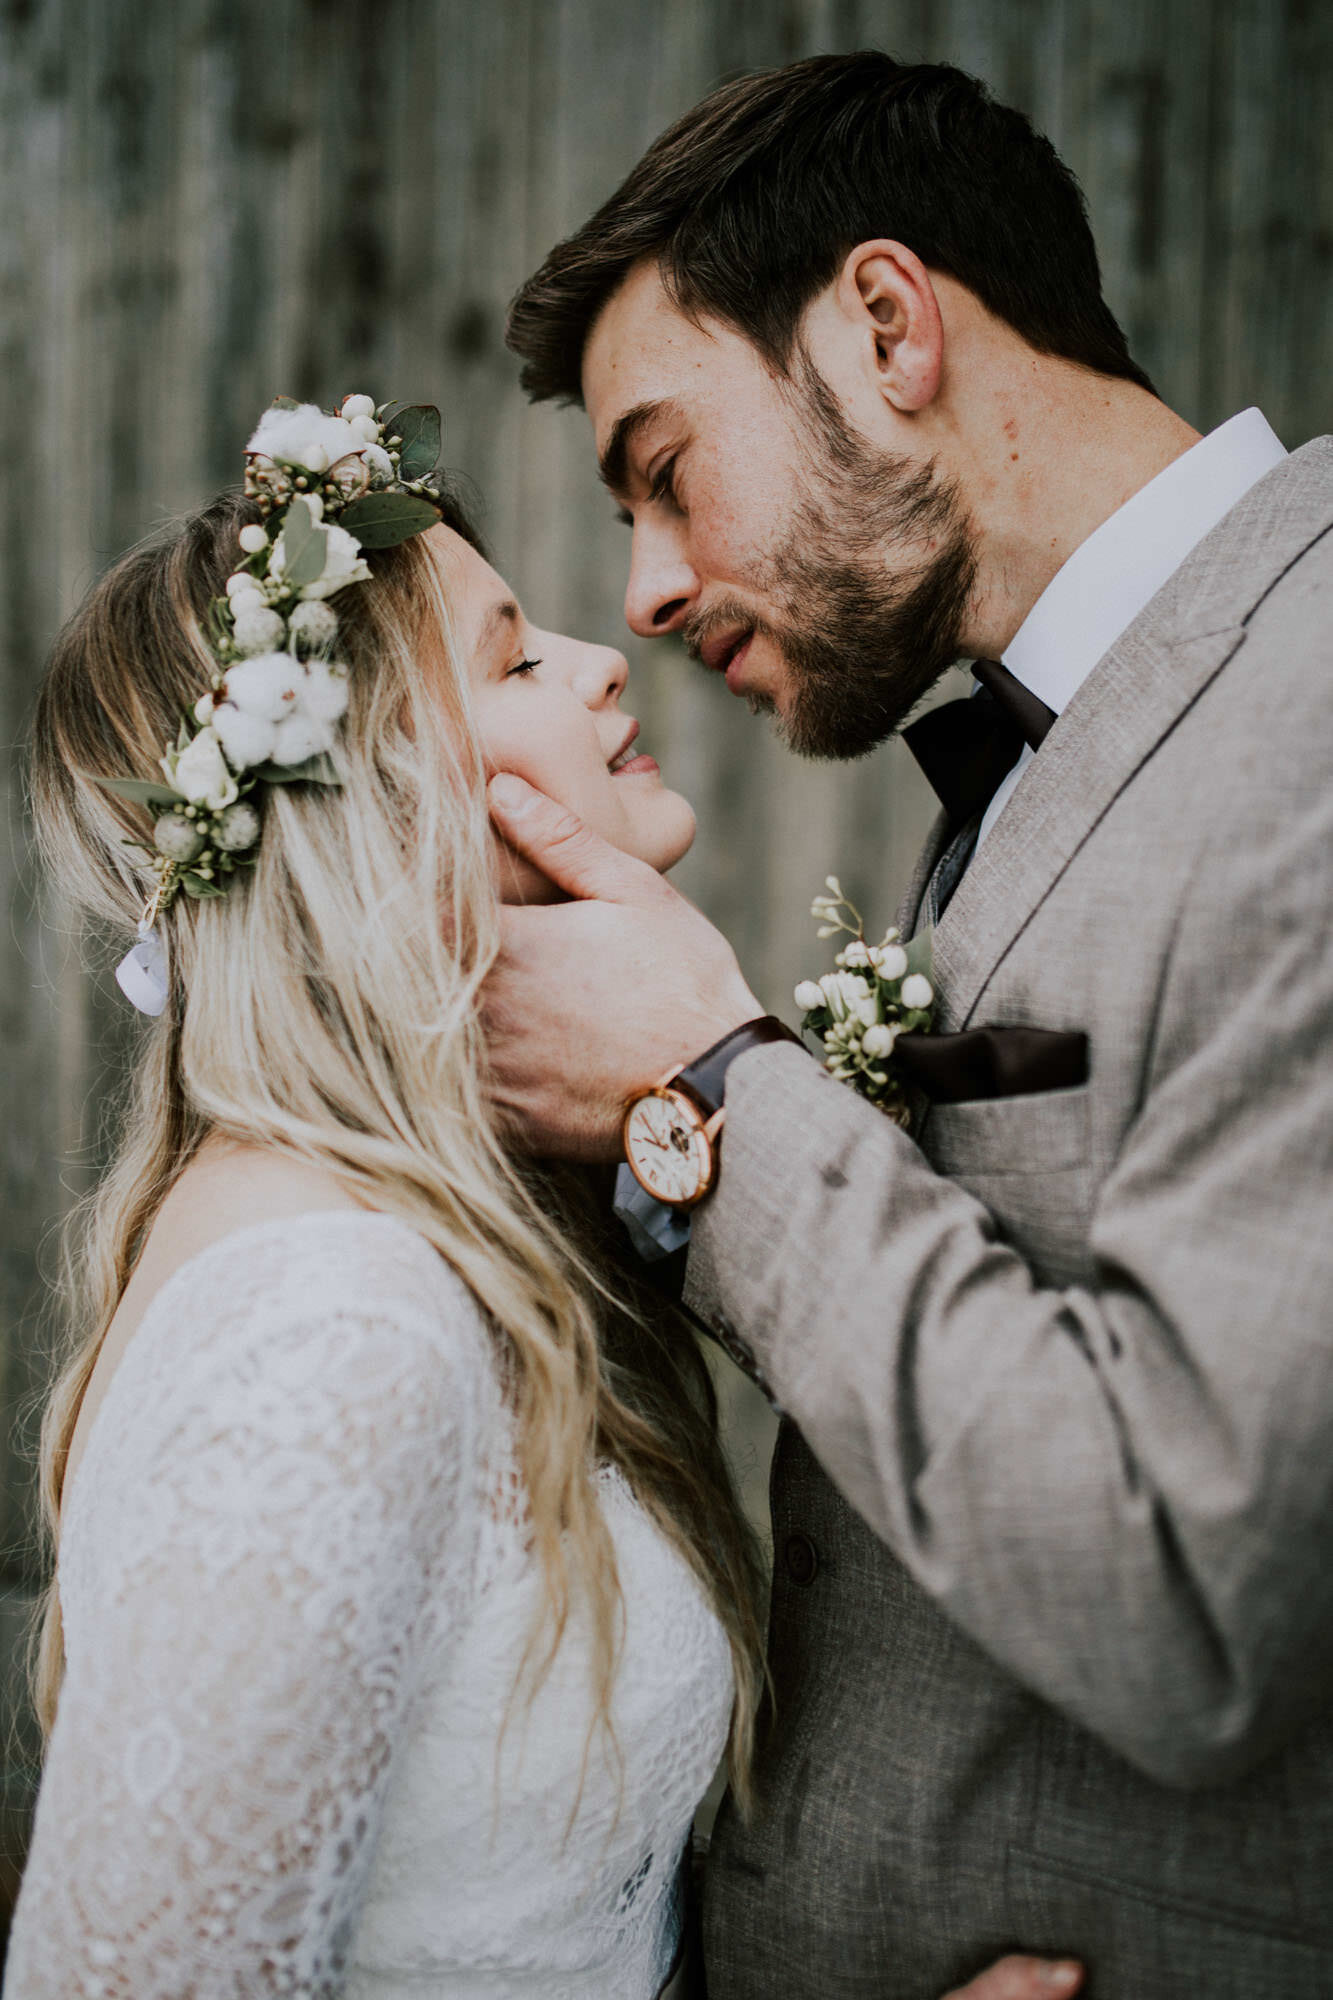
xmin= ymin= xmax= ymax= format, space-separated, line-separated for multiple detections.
xmin=582 ymin=261 xmax=716 ymax=439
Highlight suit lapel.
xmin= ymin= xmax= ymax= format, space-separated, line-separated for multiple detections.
xmin=896 ymin=804 xmax=951 ymax=937
xmin=924 ymin=437 xmax=1333 ymax=1032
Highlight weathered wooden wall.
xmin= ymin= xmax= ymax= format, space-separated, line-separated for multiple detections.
xmin=2 ymin=0 xmax=1330 ymax=1927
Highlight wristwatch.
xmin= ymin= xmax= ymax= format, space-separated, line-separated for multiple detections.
xmin=621 ymin=1016 xmax=802 ymax=1210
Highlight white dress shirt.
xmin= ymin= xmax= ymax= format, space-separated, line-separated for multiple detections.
xmin=976 ymin=408 xmax=1288 ymax=847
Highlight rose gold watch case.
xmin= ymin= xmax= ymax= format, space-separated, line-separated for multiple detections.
xmin=620 ymin=1083 xmax=725 ymax=1210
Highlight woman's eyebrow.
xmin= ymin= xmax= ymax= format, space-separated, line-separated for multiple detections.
xmin=479 ymin=598 xmax=522 ymax=652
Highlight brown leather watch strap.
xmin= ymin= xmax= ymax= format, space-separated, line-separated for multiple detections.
xmin=674 ymin=1015 xmax=804 ymax=1118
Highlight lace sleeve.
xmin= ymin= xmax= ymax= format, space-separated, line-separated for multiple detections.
xmin=6 ymin=1217 xmax=486 ymax=1999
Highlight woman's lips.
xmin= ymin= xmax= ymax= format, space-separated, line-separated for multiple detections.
xmin=610 ymin=751 xmax=660 ymax=778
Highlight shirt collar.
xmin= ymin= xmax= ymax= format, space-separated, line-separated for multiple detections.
xmin=999 ymin=408 xmax=1288 ymax=716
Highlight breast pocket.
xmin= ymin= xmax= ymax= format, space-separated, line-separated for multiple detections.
xmin=921 ymin=1086 xmax=1095 ymax=1287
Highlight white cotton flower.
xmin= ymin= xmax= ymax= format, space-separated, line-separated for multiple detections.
xmin=301 ymin=660 xmax=350 ymax=723
xmin=340 ymin=393 xmax=376 ymax=420
xmin=193 ymin=692 xmax=216 ymax=724
xmin=287 ymin=600 xmax=339 ymax=653
xmin=212 ymin=701 xmax=278 ymax=770
xmin=862 ymin=1023 xmax=898 ymax=1059
xmin=224 ymin=652 xmax=303 ymax=722
xmin=231 ymin=606 xmax=288 ymax=657
xmin=171 ymin=727 xmax=238 ymax=809
xmin=901 ymin=973 xmax=934 ymax=1010
xmin=347 ymin=413 xmax=380 ymax=444
xmin=247 ymin=405 xmax=365 ymax=475
xmin=270 ymin=710 xmax=337 ymax=765
xmin=872 ymin=943 xmax=908 ymax=980
xmin=362 ymin=441 xmax=394 ymax=485
xmin=794 ymin=980 xmax=825 ymax=1012
xmin=238 ymin=524 xmax=269 ymax=555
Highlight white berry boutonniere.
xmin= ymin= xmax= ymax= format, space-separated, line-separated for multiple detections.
xmin=794 ymin=878 xmax=934 ymax=1124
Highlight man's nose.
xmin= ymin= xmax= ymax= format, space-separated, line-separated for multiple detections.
xmin=623 ymin=524 xmax=697 ymax=638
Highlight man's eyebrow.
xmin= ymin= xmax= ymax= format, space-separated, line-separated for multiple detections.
xmin=479 ymin=598 xmax=521 ymax=651
xmin=597 ymin=399 xmax=679 ymax=496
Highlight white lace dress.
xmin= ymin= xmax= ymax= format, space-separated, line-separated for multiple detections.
xmin=5 ymin=1213 xmax=734 ymax=1999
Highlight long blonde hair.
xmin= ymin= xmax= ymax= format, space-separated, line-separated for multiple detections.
xmin=28 ymin=486 xmax=763 ymax=1798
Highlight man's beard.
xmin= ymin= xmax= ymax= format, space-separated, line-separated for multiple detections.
xmin=688 ymin=356 xmax=978 ymax=761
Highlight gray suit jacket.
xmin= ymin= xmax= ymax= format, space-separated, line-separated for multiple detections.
xmin=687 ymin=441 xmax=1333 ymax=1998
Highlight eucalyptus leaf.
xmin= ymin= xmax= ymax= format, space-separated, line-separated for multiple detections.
xmin=89 ymin=773 xmax=184 ymax=810
xmin=394 ymin=404 xmax=442 ymax=480
xmin=181 ymin=872 xmax=226 ymax=898
xmin=337 ymin=491 xmax=440 ymax=548
xmin=904 ymin=925 xmax=934 ymax=983
xmin=279 ymin=497 xmax=330 ymax=590
xmin=251 ymin=752 xmax=341 ymax=786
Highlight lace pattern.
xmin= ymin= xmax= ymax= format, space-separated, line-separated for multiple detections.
xmin=6 ymin=1214 xmax=733 ymax=1998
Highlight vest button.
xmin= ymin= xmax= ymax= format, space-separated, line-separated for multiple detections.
xmin=784 ymin=1532 xmax=819 ymax=1586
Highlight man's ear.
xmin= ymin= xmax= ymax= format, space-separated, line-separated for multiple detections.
xmin=835 ymin=240 xmax=944 ymax=414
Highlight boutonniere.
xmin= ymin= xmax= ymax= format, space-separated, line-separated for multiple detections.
xmin=794 ymin=878 xmax=935 ymax=1125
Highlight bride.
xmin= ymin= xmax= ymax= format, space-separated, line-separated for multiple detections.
xmin=5 ymin=395 xmax=1081 ymax=2000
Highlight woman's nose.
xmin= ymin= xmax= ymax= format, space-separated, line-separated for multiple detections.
xmin=624 ymin=521 xmax=697 ymax=638
xmin=573 ymin=641 xmax=628 ymax=708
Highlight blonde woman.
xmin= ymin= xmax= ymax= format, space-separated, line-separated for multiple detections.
xmin=6 ymin=398 xmax=1081 ymax=2000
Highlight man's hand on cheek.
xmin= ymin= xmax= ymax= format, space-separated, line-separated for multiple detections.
xmin=485 ymin=774 xmax=762 ymax=1160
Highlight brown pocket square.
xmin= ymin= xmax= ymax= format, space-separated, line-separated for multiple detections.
xmin=893 ymin=1025 xmax=1089 ymax=1104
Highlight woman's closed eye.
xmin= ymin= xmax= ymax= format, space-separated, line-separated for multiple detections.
xmin=506 ymin=656 xmax=542 ymax=680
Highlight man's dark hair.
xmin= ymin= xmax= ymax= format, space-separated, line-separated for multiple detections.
xmin=506 ymin=50 xmax=1154 ymax=404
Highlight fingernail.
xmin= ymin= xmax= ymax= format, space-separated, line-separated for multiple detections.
xmin=489 ymin=773 xmax=529 ymax=813
xmin=1041 ymin=1966 xmax=1082 ymax=1994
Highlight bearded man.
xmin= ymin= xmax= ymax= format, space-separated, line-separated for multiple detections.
xmin=486 ymin=51 xmax=1333 ymax=1999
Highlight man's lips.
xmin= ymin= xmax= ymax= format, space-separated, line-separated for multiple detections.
xmin=697 ymin=625 xmax=757 ymax=693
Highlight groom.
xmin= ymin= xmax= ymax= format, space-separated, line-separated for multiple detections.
xmin=486 ymin=52 xmax=1333 ymax=1998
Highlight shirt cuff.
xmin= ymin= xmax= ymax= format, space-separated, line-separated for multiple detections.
xmin=612 ymin=1162 xmax=694 ymax=1262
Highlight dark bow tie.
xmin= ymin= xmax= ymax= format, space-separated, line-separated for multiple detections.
xmin=901 ymin=659 xmax=1057 ymax=825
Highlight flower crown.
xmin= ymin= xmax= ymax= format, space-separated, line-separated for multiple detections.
xmin=98 ymin=393 xmax=445 ymax=1014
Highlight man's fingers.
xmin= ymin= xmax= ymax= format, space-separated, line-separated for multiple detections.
xmin=488 ymin=773 xmax=670 ymax=906
xmin=941 ymin=1956 xmax=1083 ymax=2000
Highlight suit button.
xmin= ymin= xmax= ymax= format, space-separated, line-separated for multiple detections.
xmin=784 ymin=1533 xmax=819 ymax=1586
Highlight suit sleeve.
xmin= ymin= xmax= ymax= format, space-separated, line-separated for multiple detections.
xmin=685 ymin=773 xmax=1333 ymax=1790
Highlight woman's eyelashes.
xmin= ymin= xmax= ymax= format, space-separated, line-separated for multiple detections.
xmin=506 ymin=656 xmax=542 ymax=680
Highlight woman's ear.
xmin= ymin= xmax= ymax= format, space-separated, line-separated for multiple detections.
xmin=835 ymin=239 xmax=944 ymax=414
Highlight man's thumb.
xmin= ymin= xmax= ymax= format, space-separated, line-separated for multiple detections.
xmin=488 ymin=774 xmax=667 ymax=905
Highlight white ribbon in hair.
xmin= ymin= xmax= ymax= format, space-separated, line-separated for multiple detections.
xmin=115 ymin=921 xmax=168 ymax=1017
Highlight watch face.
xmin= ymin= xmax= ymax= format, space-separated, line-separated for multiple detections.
xmin=623 ymin=1089 xmax=713 ymax=1207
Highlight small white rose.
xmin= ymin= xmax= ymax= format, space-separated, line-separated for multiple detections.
xmin=212 ymin=702 xmax=277 ymax=770
xmin=286 ymin=600 xmax=339 ymax=653
xmin=224 ymin=652 xmax=303 ymax=721
xmin=901 ymin=973 xmax=934 ymax=1010
xmin=270 ymin=710 xmax=337 ymax=765
xmin=862 ymin=1023 xmax=898 ymax=1059
xmin=794 ymin=980 xmax=825 ymax=1012
xmin=171 ymin=727 xmax=238 ymax=810
xmin=238 ymin=524 xmax=269 ymax=555
xmin=300 ymin=660 xmax=350 ymax=723
xmin=340 ymin=393 xmax=376 ymax=420
xmin=231 ymin=606 xmax=288 ymax=657
xmin=270 ymin=514 xmax=371 ymax=602
xmin=873 ymin=943 xmax=908 ymax=980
